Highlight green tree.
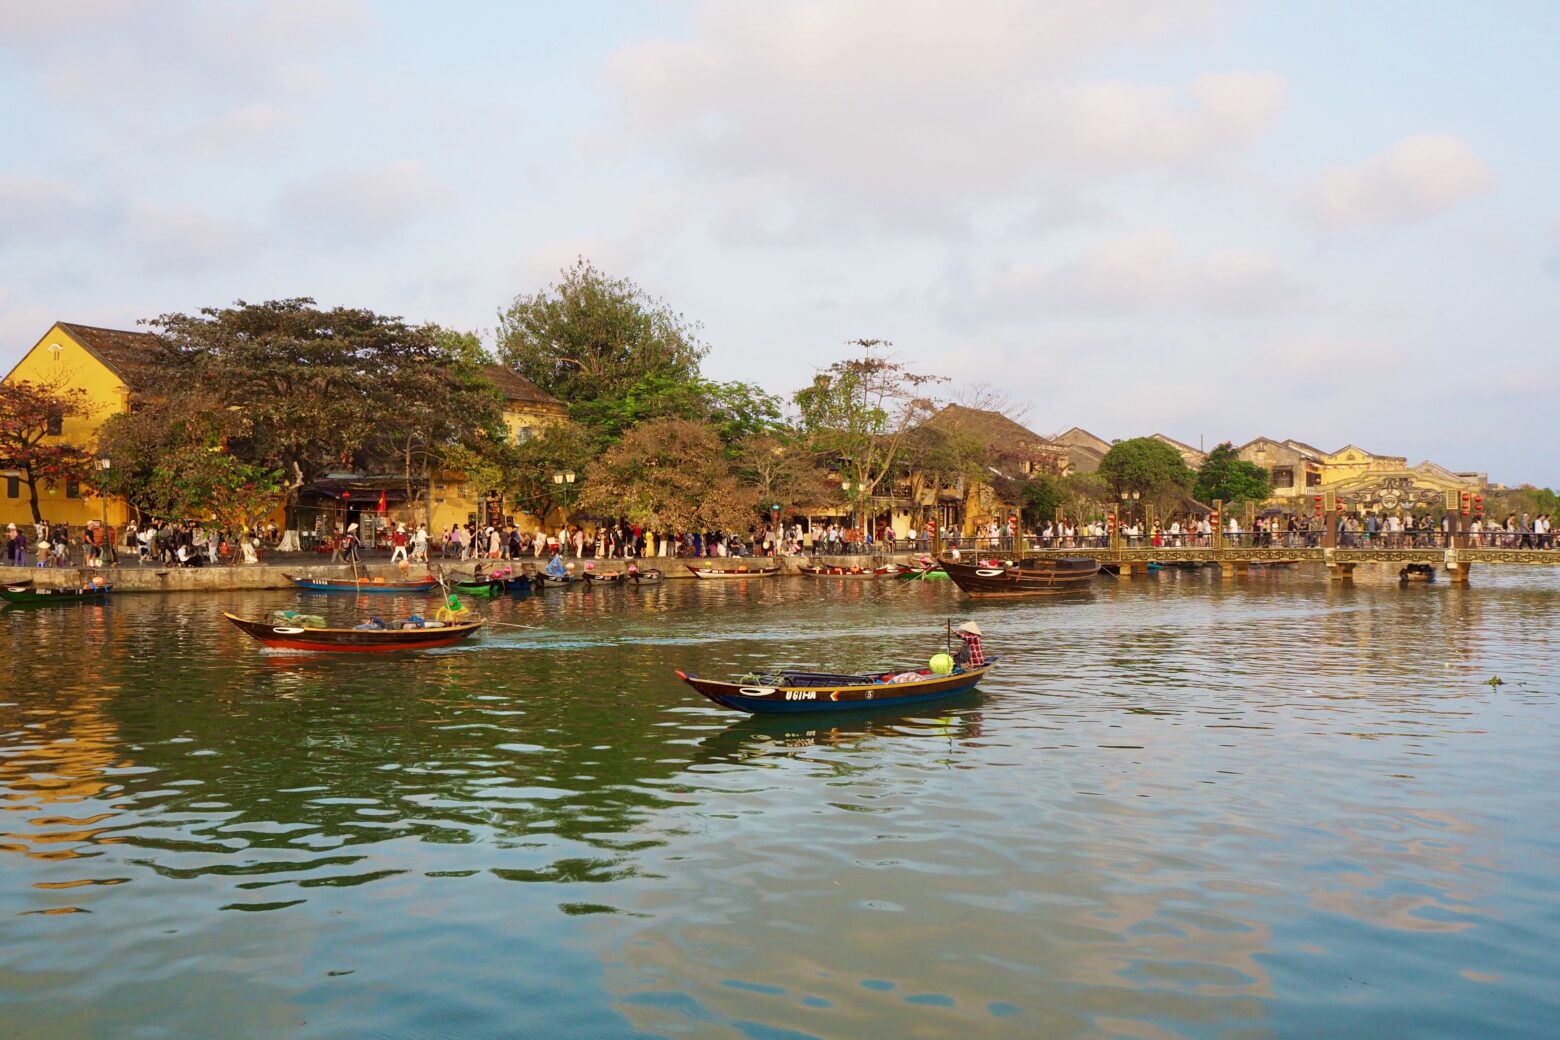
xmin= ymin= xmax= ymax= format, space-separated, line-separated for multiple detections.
xmin=736 ymin=433 xmax=835 ymax=515
xmin=577 ymin=418 xmax=758 ymax=533
xmin=1019 ymin=473 xmax=1063 ymax=529
xmin=794 ymin=340 xmax=944 ymax=531
xmin=1098 ymin=438 xmax=1196 ymax=499
xmin=0 ymin=379 xmax=97 ymax=524
xmin=496 ymin=260 xmax=711 ymax=442
xmin=1194 ymin=442 xmax=1272 ymax=505
xmin=142 ymin=299 xmax=468 ymax=508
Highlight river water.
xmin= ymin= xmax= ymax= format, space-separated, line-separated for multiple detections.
xmin=2 ymin=568 xmax=1557 ymax=1039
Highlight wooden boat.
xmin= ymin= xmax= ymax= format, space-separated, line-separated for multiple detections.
xmin=941 ymin=557 xmax=1099 ymax=597
xmin=286 ymin=574 xmax=438 ymax=594
xmin=224 ymin=612 xmax=483 ymax=652
xmin=1399 ymin=563 xmax=1436 ymax=583
xmin=583 ymin=569 xmax=663 ymax=587
xmin=677 ymin=659 xmax=996 ymax=714
xmin=1 ymin=582 xmax=109 ymax=605
xmin=502 ymin=574 xmax=533 ymax=593
xmin=798 ymin=563 xmax=898 ymax=578
xmin=452 ymin=578 xmax=506 ymax=598
xmin=685 ymin=564 xmax=781 ymax=580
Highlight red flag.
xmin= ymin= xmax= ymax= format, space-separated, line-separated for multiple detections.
xmin=377 ymin=490 xmax=387 ymax=513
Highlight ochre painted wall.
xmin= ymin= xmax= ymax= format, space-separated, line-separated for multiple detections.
xmin=2 ymin=325 xmax=133 ymax=529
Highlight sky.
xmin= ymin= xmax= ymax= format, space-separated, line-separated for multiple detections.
xmin=2 ymin=0 xmax=1556 ymax=485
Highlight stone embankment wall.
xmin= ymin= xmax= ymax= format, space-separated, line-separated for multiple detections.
xmin=0 ymin=554 xmax=929 ymax=594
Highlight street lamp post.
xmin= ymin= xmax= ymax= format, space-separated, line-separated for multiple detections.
xmin=551 ymin=470 xmax=576 ymax=518
xmin=95 ymin=457 xmax=114 ymax=566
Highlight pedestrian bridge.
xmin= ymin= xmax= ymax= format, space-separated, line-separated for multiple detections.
xmin=936 ymin=533 xmax=1560 ymax=583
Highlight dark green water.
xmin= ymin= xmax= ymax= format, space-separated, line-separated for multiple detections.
xmin=2 ymin=570 xmax=1557 ymax=1039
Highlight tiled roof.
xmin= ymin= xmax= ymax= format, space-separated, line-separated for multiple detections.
xmin=55 ymin=322 xmax=165 ymax=388
xmin=927 ymin=404 xmax=1052 ymax=448
xmin=481 ymin=365 xmax=564 ymax=408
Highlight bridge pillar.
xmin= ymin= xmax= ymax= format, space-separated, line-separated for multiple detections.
xmin=1219 ymin=562 xmax=1249 ymax=581
xmin=1116 ymin=562 xmax=1134 ymax=579
xmin=1448 ymin=562 xmax=1472 ymax=585
xmin=1328 ymin=563 xmax=1355 ymax=582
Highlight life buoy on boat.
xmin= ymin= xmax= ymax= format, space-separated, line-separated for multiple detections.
xmin=272 ymin=626 xmax=306 ymax=635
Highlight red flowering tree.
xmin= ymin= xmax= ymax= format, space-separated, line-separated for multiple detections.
xmin=0 ymin=380 xmax=97 ymax=524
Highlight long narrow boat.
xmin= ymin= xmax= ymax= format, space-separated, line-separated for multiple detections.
xmin=685 ymin=564 xmax=781 ymax=580
xmin=941 ymin=557 xmax=1099 ymax=597
xmin=677 ymin=659 xmax=996 ymax=714
xmin=797 ymin=564 xmax=898 ymax=578
xmin=285 ymin=574 xmax=438 ymax=594
xmin=452 ymin=578 xmax=505 ymax=598
xmin=583 ymin=569 xmax=664 ymax=587
xmin=224 ymin=612 xmax=483 ymax=652
xmin=1 ymin=582 xmax=110 ymax=605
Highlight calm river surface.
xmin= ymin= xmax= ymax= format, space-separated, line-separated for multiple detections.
xmin=3 ymin=568 xmax=1558 ymax=1039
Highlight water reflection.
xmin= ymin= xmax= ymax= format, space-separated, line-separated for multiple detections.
xmin=1 ymin=570 xmax=1557 ymax=1038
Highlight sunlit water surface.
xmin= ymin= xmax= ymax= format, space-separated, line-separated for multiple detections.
xmin=2 ymin=568 xmax=1558 ymax=1039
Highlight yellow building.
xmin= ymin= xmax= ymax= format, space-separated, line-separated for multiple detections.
xmin=426 ymin=365 xmax=570 ymax=532
xmin=2 ymin=322 xmax=153 ymax=529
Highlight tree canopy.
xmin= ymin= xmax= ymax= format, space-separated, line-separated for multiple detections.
xmin=1098 ymin=438 xmax=1196 ymax=499
xmin=123 ymin=299 xmax=503 ymax=520
xmin=794 ymin=340 xmax=943 ymax=525
xmin=1194 ymin=442 xmax=1272 ymax=505
xmin=0 ymin=379 xmax=96 ymax=524
xmin=577 ymin=418 xmax=758 ymax=532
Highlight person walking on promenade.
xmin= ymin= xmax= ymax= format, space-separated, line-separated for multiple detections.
xmin=413 ymin=524 xmax=429 ymax=563
xmin=390 ymin=523 xmax=409 ymax=564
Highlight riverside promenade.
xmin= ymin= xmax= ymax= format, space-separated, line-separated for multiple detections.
xmin=0 ymin=553 xmax=930 ymax=593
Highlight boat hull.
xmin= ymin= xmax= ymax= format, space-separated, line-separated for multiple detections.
xmin=224 ymin=613 xmax=483 ymax=652
xmin=1 ymin=583 xmax=109 ymax=605
xmin=677 ymin=661 xmax=994 ymax=714
xmin=942 ymin=557 xmax=1100 ymax=596
xmin=685 ymin=565 xmax=781 ymax=579
xmin=797 ymin=564 xmax=897 ymax=578
xmin=286 ymin=574 xmax=437 ymax=594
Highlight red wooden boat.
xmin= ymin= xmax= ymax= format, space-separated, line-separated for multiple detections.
xmin=224 ymin=612 xmax=483 ymax=652
xmin=797 ymin=563 xmax=898 ymax=578
xmin=685 ymin=564 xmax=781 ymax=579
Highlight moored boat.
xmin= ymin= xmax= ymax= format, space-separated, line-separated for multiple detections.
xmin=286 ymin=574 xmax=438 ymax=594
xmin=685 ymin=564 xmax=781 ymax=579
xmin=941 ymin=556 xmax=1099 ymax=597
xmin=224 ymin=612 xmax=483 ymax=652
xmin=582 ymin=568 xmax=664 ymax=587
xmin=676 ymin=659 xmax=995 ymax=714
xmin=1 ymin=581 xmax=110 ymax=605
xmin=452 ymin=578 xmax=506 ymax=598
xmin=797 ymin=563 xmax=898 ymax=578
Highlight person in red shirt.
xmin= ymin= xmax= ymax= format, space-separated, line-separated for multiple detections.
xmin=953 ymin=621 xmax=985 ymax=668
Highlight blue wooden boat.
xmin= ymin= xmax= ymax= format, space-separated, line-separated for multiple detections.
xmin=676 ymin=659 xmax=996 ymax=714
xmin=285 ymin=574 xmax=438 ymax=594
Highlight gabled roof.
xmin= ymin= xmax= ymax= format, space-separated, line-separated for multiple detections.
xmin=1052 ymin=426 xmax=1112 ymax=453
xmin=481 ymin=365 xmax=565 ymax=409
xmin=1282 ymin=438 xmax=1326 ymax=458
xmin=927 ymin=404 xmax=1054 ymax=449
xmin=53 ymin=322 xmax=165 ymax=387
xmin=1413 ymin=460 xmax=1460 ymax=480
xmin=1150 ymin=432 xmax=1200 ymax=453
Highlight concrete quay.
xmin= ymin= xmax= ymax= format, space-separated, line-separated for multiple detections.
xmin=0 ymin=553 xmax=931 ymax=594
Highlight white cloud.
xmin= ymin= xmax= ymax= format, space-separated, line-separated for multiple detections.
xmin=1304 ymin=134 xmax=1494 ymax=228
xmin=277 ymin=161 xmax=451 ymax=242
xmin=177 ymin=104 xmax=292 ymax=156
xmin=973 ymin=228 xmax=1305 ymax=318
xmin=0 ymin=176 xmax=97 ymax=239
xmin=125 ymin=203 xmax=261 ymax=274
xmin=609 ymin=0 xmax=1279 ymax=239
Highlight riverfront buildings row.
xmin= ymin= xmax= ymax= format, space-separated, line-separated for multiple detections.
xmin=2 ymin=320 xmax=1497 ymax=538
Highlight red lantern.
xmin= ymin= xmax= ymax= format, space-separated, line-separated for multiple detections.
xmin=1313 ymin=494 xmax=1324 ymax=516
xmin=1473 ymin=494 xmax=1484 ymax=516
xmin=1460 ymin=491 xmax=1471 ymax=517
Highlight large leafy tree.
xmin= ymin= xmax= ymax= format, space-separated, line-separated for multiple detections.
xmin=1098 ymin=438 xmax=1196 ymax=498
xmin=896 ymin=424 xmax=986 ymax=530
xmin=0 ymin=379 xmax=97 ymax=524
xmin=1194 ymin=442 xmax=1272 ymax=506
xmin=1019 ymin=473 xmax=1063 ymax=529
xmin=138 ymin=300 xmax=498 ymax=518
xmin=737 ymin=433 xmax=835 ymax=515
xmin=793 ymin=340 xmax=943 ymax=530
xmin=577 ymin=418 xmax=758 ymax=533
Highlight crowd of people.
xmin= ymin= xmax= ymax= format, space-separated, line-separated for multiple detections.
xmin=4 ymin=508 xmax=1555 ymax=571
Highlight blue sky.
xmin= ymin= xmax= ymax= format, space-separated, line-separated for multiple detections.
xmin=2 ymin=1 xmax=1556 ymax=485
